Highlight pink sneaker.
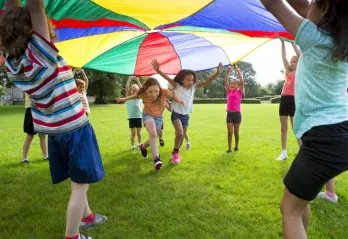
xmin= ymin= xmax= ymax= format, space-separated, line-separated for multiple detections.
xmin=172 ymin=153 xmax=181 ymax=164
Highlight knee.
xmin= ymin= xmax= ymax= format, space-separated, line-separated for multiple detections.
xmin=149 ymin=132 xmax=157 ymax=139
xmin=281 ymin=125 xmax=288 ymax=132
xmin=27 ymin=135 xmax=34 ymax=142
xmin=176 ymin=130 xmax=184 ymax=138
xmin=227 ymin=129 xmax=233 ymax=135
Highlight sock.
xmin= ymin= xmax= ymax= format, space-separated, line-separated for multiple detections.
xmin=65 ymin=234 xmax=79 ymax=239
xmin=325 ymin=191 xmax=336 ymax=199
xmin=132 ymin=145 xmax=135 ymax=148
xmin=82 ymin=212 xmax=96 ymax=224
xmin=154 ymin=155 xmax=160 ymax=161
xmin=172 ymin=148 xmax=179 ymax=154
xmin=282 ymin=150 xmax=287 ymax=155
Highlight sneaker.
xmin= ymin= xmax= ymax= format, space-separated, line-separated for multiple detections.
xmin=276 ymin=153 xmax=288 ymax=160
xmin=226 ymin=150 xmax=232 ymax=153
xmin=154 ymin=158 xmax=163 ymax=170
xmin=132 ymin=146 xmax=136 ymax=151
xmin=43 ymin=157 xmax=49 ymax=161
xmin=140 ymin=145 xmax=148 ymax=159
xmin=172 ymin=153 xmax=181 ymax=164
xmin=186 ymin=142 xmax=191 ymax=150
xmin=317 ymin=192 xmax=338 ymax=203
xmin=159 ymin=139 xmax=164 ymax=147
xmin=80 ymin=214 xmax=107 ymax=231
xmin=79 ymin=234 xmax=93 ymax=239
xmin=21 ymin=159 xmax=30 ymax=163
xmin=234 ymin=147 xmax=239 ymax=151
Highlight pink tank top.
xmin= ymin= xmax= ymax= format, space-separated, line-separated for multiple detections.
xmin=226 ymin=89 xmax=242 ymax=112
xmin=281 ymin=71 xmax=295 ymax=96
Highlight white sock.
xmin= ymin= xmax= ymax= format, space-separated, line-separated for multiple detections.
xmin=132 ymin=145 xmax=135 ymax=148
xmin=282 ymin=150 xmax=287 ymax=155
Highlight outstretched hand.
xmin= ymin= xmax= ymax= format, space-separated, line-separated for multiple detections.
xmin=179 ymin=100 xmax=185 ymax=106
xmin=217 ymin=62 xmax=223 ymax=74
xmin=226 ymin=66 xmax=232 ymax=74
xmin=234 ymin=64 xmax=240 ymax=71
xmin=151 ymin=59 xmax=160 ymax=73
xmin=116 ymin=97 xmax=125 ymax=103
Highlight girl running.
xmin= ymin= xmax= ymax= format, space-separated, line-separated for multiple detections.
xmin=224 ymin=65 xmax=244 ymax=153
xmin=117 ymin=77 xmax=184 ymax=170
xmin=152 ymin=60 xmax=222 ymax=163
xmin=261 ymin=0 xmax=348 ymax=238
xmin=277 ymin=39 xmax=301 ymax=160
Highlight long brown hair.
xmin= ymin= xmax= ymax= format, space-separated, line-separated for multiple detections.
xmin=316 ymin=0 xmax=348 ymax=61
xmin=0 ymin=7 xmax=33 ymax=58
xmin=138 ymin=77 xmax=162 ymax=102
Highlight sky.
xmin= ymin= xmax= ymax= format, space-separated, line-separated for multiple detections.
xmin=243 ymin=40 xmax=297 ymax=86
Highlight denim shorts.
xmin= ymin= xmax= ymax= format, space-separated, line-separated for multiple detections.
xmin=171 ymin=111 xmax=190 ymax=128
xmin=143 ymin=112 xmax=163 ymax=130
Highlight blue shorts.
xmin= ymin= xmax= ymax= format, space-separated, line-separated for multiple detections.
xmin=143 ymin=112 xmax=163 ymax=130
xmin=48 ymin=123 xmax=104 ymax=184
xmin=171 ymin=111 xmax=190 ymax=128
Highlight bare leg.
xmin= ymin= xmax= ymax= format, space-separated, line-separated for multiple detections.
xmin=22 ymin=134 xmax=34 ymax=161
xmin=184 ymin=131 xmax=189 ymax=143
xmin=136 ymin=128 xmax=142 ymax=145
xmin=173 ymin=119 xmax=184 ymax=150
xmin=227 ymin=123 xmax=233 ymax=151
xmin=130 ymin=128 xmax=136 ymax=147
xmin=65 ymin=182 xmax=89 ymax=237
xmin=325 ymin=178 xmax=336 ymax=195
xmin=281 ymin=188 xmax=310 ymax=239
xmin=38 ymin=134 xmax=48 ymax=159
xmin=290 ymin=117 xmax=302 ymax=148
xmin=233 ymin=124 xmax=240 ymax=148
xmin=144 ymin=121 xmax=158 ymax=157
xmin=280 ymin=116 xmax=289 ymax=151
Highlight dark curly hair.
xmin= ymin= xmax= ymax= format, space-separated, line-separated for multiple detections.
xmin=316 ymin=0 xmax=348 ymax=61
xmin=173 ymin=70 xmax=197 ymax=86
xmin=0 ymin=7 xmax=33 ymax=58
xmin=137 ymin=77 xmax=162 ymax=102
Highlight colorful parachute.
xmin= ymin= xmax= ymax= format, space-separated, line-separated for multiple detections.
xmin=0 ymin=0 xmax=292 ymax=75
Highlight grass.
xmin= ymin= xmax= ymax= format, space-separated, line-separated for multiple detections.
xmin=1 ymin=104 xmax=348 ymax=239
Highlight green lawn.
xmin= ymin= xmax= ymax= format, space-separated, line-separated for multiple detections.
xmin=1 ymin=104 xmax=348 ymax=239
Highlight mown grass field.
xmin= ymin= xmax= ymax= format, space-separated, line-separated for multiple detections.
xmin=1 ymin=104 xmax=348 ymax=239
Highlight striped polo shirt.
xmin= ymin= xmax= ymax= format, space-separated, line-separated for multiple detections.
xmin=5 ymin=33 xmax=88 ymax=135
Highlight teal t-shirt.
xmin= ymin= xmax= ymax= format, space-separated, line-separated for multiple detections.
xmin=294 ymin=19 xmax=348 ymax=138
xmin=126 ymin=99 xmax=143 ymax=119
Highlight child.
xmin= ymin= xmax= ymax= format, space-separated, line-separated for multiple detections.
xmin=125 ymin=76 xmax=143 ymax=150
xmin=22 ymin=93 xmax=48 ymax=163
xmin=277 ymin=39 xmax=301 ymax=160
xmin=260 ymin=0 xmax=348 ymax=238
xmin=117 ymin=77 xmax=184 ymax=170
xmin=74 ymin=68 xmax=90 ymax=116
xmin=0 ymin=1 xmax=106 ymax=238
xmin=152 ymin=60 xmax=222 ymax=163
xmin=224 ymin=65 xmax=244 ymax=153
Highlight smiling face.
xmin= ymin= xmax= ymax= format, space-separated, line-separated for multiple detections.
xmin=182 ymin=74 xmax=195 ymax=89
xmin=230 ymin=80 xmax=239 ymax=90
xmin=130 ymin=85 xmax=139 ymax=95
xmin=146 ymin=85 xmax=160 ymax=100
xmin=77 ymin=83 xmax=85 ymax=93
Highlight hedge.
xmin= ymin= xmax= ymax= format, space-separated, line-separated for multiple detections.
xmin=270 ymin=96 xmax=281 ymax=103
xmin=108 ymin=98 xmax=261 ymax=104
xmin=256 ymin=96 xmax=276 ymax=101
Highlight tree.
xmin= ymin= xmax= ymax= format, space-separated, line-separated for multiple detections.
xmin=82 ymin=69 xmax=128 ymax=104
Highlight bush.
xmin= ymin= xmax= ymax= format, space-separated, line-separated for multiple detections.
xmin=270 ymin=96 xmax=281 ymax=104
xmin=193 ymin=98 xmax=261 ymax=104
xmin=256 ymin=96 xmax=276 ymax=101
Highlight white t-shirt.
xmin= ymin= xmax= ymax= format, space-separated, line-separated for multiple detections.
xmin=171 ymin=84 xmax=196 ymax=115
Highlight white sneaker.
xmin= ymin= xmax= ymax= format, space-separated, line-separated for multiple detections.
xmin=186 ymin=142 xmax=191 ymax=150
xmin=276 ymin=153 xmax=288 ymax=160
xmin=317 ymin=192 xmax=338 ymax=203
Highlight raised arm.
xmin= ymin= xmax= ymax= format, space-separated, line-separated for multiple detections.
xmin=167 ymin=90 xmax=184 ymax=105
xmin=224 ymin=66 xmax=231 ymax=92
xmin=291 ymin=42 xmax=301 ymax=58
xmin=197 ymin=62 xmax=223 ymax=89
xmin=116 ymin=94 xmax=138 ymax=103
xmin=152 ymin=59 xmax=176 ymax=87
xmin=125 ymin=76 xmax=132 ymax=97
xmin=134 ymin=77 xmax=142 ymax=88
xmin=27 ymin=0 xmax=51 ymax=41
xmin=281 ymin=40 xmax=290 ymax=72
xmin=234 ymin=65 xmax=244 ymax=93
xmin=286 ymin=0 xmax=309 ymax=18
xmin=80 ymin=69 xmax=89 ymax=90
xmin=260 ymin=0 xmax=304 ymax=38
xmin=5 ymin=0 xmax=21 ymax=9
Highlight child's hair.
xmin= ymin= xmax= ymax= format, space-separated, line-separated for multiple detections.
xmin=130 ymin=84 xmax=140 ymax=90
xmin=0 ymin=7 xmax=56 ymax=58
xmin=316 ymin=0 xmax=348 ymax=61
xmin=0 ymin=7 xmax=33 ymax=58
xmin=174 ymin=70 xmax=197 ymax=86
xmin=138 ymin=77 xmax=162 ymax=101
xmin=75 ymin=78 xmax=85 ymax=87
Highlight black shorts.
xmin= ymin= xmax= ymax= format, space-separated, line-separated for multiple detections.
xmin=226 ymin=112 xmax=242 ymax=124
xmin=284 ymin=121 xmax=348 ymax=201
xmin=128 ymin=118 xmax=142 ymax=128
xmin=24 ymin=108 xmax=36 ymax=135
xmin=279 ymin=95 xmax=295 ymax=117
